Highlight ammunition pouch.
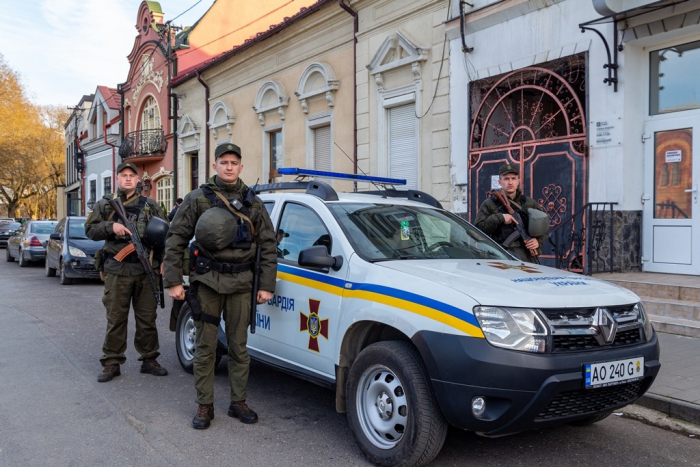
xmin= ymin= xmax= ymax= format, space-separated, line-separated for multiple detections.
xmin=94 ymin=248 xmax=105 ymax=272
xmin=186 ymin=282 xmax=221 ymax=327
xmin=192 ymin=254 xmax=253 ymax=275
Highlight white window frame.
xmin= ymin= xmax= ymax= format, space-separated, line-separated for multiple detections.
xmin=156 ymin=176 xmax=173 ymax=210
xmin=100 ymin=169 xmax=113 ymax=198
xmin=263 ymin=123 xmax=284 ymax=182
xmin=380 ymin=89 xmax=419 ymax=188
xmin=305 ymin=111 xmax=333 ymax=171
xmin=141 ymin=95 xmax=161 ymax=130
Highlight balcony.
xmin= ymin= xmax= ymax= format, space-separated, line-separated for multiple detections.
xmin=119 ymin=129 xmax=167 ymax=162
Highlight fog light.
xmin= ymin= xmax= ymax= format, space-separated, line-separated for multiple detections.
xmin=472 ymin=397 xmax=486 ymax=418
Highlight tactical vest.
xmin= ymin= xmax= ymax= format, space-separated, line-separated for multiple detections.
xmin=492 ymin=194 xmax=530 ymax=246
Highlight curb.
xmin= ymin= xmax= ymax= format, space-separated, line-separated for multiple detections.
xmin=636 ymin=393 xmax=700 ymax=426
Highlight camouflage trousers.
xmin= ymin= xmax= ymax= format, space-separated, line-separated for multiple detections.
xmin=193 ymin=283 xmax=251 ymax=405
xmin=100 ymin=272 xmax=160 ymax=366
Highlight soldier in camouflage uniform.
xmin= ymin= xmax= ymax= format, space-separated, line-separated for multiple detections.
xmin=163 ymin=143 xmax=277 ymax=429
xmin=474 ymin=164 xmax=548 ymax=263
xmin=85 ymin=162 xmax=169 ymax=383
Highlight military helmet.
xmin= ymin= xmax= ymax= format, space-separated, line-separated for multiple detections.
xmin=527 ymin=208 xmax=550 ymax=237
xmin=143 ymin=217 xmax=169 ymax=250
xmin=195 ymin=207 xmax=238 ymax=250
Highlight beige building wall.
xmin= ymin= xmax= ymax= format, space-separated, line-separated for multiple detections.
xmin=355 ymin=0 xmax=451 ymax=206
xmin=176 ymin=3 xmax=356 ymax=195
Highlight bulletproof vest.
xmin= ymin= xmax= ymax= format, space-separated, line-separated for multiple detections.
xmin=106 ymin=195 xmax=150 ymax=238
xmin=198 ymin=185 xmax=253 ymax=250
xmin=492 ymin=194 xmax=529 ymax=245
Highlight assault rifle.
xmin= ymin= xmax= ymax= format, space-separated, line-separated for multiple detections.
xmin=493 ymin=190 xmax=540 ymax=263
xmin=108 ymin=198 xmax=165 ymax=308
xmin=250 ymin=244 xmax=262 ymax=334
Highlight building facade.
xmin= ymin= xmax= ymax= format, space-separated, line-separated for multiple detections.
xmin=64 ymin=94 xmax=93 ymax=216
xmin=82 ymin=86 xmax=121 ymax=212
xmin=448 ymin=0 xmax=700 ymax=275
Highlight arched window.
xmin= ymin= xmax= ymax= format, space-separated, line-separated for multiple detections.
xmin=141 ymin=96 xmax=161 ymax=130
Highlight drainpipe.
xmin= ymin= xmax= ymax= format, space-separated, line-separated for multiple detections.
xmin=197 ymin=70 xmax=210 ymax=181
xmin=117 ymin=84 xmax=125 ymax=151
xmin=104 ymin=115 xmax=121 ymax=192
xmin=170 ymin=88 xmax=179 ymax=200
xmin=76 ymin=132 xmax=88 ymax=214
xmin=339 ymin=0 xmax=358 ymax=178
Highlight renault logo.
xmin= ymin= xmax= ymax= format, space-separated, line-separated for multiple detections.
xmin=593 ymin=307 xmax=617 ymax=344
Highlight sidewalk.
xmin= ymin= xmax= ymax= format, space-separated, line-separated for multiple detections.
xmin=637 ymin=331 xmax=700 ymax=426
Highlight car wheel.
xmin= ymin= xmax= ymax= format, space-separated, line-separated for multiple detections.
xmin=5 ymin=246 xmax=14 ymax=262
xmin=569 ymin=410 xmax=614 ymax=427
xmin=18 ymin=249 xmax=28 ymax=267
xmin=59 ymin=261 xmax=73 ymax=285
xmin=176 ymin=302 xmax=222 ymax=374
xmin=45 ymin=256 xmax=56 ymax=277
xmin=347 ymin=341 xmax=447 ymax=467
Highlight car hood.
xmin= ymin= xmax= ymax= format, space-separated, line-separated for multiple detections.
xmin=375 ymin=260 xmax=639 ymax=307
xmin=67 ymin=238 xmax=104 ymax=255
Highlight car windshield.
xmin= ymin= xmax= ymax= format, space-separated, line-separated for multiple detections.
xmin=30 ymin=222 xmax=57 ymax=234
xmin=68 ymin=219 xmax=88 ymax=239
xmin=0 ymin=222 xmax=20 ymax=230
xmin=328 ymin=203 xmax=511 ymax=262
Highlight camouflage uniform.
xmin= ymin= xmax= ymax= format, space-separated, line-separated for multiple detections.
xmin=85 ymin=189 xmax=168 ymax=367
xmin=163 ymin=176 xmax=277 ymax=406
xmin=474 ymin=188 xmax=548 ymax=262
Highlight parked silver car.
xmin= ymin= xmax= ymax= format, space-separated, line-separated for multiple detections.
xmin=0 ymin=221 xmax=21 ymax=248
xmin=5 ymin=220 xmax=58 ymax=267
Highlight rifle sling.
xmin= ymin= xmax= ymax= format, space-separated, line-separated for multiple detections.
xmin=106 ymin=192 xmax=142 ymax=222
xmin=212 ymin=190 xmax=256 ymax=236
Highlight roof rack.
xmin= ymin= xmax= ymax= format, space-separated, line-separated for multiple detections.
xmin=251 ymin=168 xmax=441 ymax=207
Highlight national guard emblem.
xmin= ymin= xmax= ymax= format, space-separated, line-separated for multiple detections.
xmin=300 ymin=299 xmax=329 ymax=352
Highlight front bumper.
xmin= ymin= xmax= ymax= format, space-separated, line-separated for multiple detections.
xmin=64 ymin=257 xmax=100 ymax=279
xmin=413 ymin=331 xmax=660 ymax=436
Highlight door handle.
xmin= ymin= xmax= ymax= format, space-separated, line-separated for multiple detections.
xmin=684 ymin=185 xmax=698 ymax=193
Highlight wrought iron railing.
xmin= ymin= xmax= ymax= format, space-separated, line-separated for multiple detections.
xmin=547 ymin=202 xmax=617 ymax=275
xmin=118 ymin=129 xmax=167 ymax=159
xmin=656 ymin=200 xmax=689 ymax=219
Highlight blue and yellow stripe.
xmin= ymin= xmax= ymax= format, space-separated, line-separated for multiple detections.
xmin=277 ymin=264 xmax=484 ymax=338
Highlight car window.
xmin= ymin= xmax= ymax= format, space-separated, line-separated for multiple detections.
xmin=67 ymin=219 xmax=88 ymax=239
xmin=329 ymin=203 xmax=510 ymax=262
xmin=30 ymin=222 xmax=57 ymax=234
xmin=55 ymin=219 xmax=66 ymax=235
xmin=277 ymin=203 xmax=331 ymax=261
xmin=264 ymin=202 xmax=274 ymax=215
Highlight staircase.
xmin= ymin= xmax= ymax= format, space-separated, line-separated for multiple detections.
xmin=594 ymin=273 xmax=700 ymax=338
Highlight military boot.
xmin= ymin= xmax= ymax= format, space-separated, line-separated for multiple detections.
xmin=140 ymin=359 xmax=168 ymax=376
xmin=227 ymin=401 xmax=258 ymax=424
xmin=97 ymin=364 xmax=120 ymax=383
xmin=192 ymin=404 xmax=214 ymax=429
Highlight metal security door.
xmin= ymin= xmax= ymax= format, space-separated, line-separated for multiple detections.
xmin=642 ymin=117 xmax=700 ymax=274
xmin=468 ymin=58 xmax=587 ymax=267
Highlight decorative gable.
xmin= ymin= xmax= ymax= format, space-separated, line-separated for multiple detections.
xmin=367 ymin=32 xmax=428 ymax=91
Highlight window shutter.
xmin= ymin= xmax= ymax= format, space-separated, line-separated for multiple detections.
xmin=314 ymin=125 xmax=332 ymax=171
xmin=388 ymin=104 xmax=417 ymax=188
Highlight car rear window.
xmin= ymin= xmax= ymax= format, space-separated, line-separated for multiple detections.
xmin=31 ymin=223 xmax=57 ymax=234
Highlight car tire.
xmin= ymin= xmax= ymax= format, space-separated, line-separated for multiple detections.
xmin=569 ymin=410 xmax=614 ymax=427
xmin=59 ymin=261 xmax=73 ymax=285
xmin=176 ymin=301 xmax=222 ymax=374
xmin=5 ymin=246 xmax=14 ymax=262
xmin=18 ymin=249 xmax=28 ymax=267
xmin=347 ymin=341 xmax=447 ymax=467
xmin=45 ymin=257 xmax=56 ymax=277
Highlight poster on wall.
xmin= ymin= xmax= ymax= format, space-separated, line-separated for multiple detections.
xmin=654 ymin=128 xmax=692 ymax=219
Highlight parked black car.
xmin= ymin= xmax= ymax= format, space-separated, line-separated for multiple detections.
xmin=45 ymin=216 xmax=104 ymax=285
xmin=0 ymin=221 xmax=21 ymax=248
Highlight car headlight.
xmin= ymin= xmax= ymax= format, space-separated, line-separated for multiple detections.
xmin=473 ymin=306 xmax=549 ymax=353
xmin=634 ymin=302 xmax=654 ymax=342
xmin=68 ymin=246 xmax=86 ymax=257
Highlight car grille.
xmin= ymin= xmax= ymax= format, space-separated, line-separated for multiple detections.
xmin=540 ymin=304 xmax=647 ymax=353
xmin=536 ymin=381 xmax=643 ymax=421
xmin=552 ymin=328 xmax=642 ymax=352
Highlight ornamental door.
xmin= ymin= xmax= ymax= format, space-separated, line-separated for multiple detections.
xmin=468 ymin=56 xmax=587 ymax=267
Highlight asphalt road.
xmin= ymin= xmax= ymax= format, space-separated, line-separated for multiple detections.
xmin=0 ymin=257 xmax=698 ymax=467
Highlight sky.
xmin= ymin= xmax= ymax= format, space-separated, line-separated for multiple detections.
xmin=0 ymin=0 xmax=215 ymax=107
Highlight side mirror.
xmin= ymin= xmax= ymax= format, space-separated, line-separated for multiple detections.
xmin=298 ymin=245 xmax=343 ymax=271
xmin=50 ymin=233 xmax=60 ymax=240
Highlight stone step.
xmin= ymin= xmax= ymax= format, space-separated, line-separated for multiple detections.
xmin=639 ymin=296 xmax=700 ymax=322
xmin=648 ymin=314 xmax=700 ymax=339
xmin=606 ymin=279 xmax=700 ymax=302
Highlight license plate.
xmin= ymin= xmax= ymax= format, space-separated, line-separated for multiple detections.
xmin=584 ymin=357 xmax=644 ymax=389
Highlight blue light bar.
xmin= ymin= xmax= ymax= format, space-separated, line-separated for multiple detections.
xmin=277 ymin=168 xmax=406 ymax=185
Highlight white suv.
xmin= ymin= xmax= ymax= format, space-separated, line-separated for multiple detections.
xmin=173 ymin=169 xmax=660 ymax=467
